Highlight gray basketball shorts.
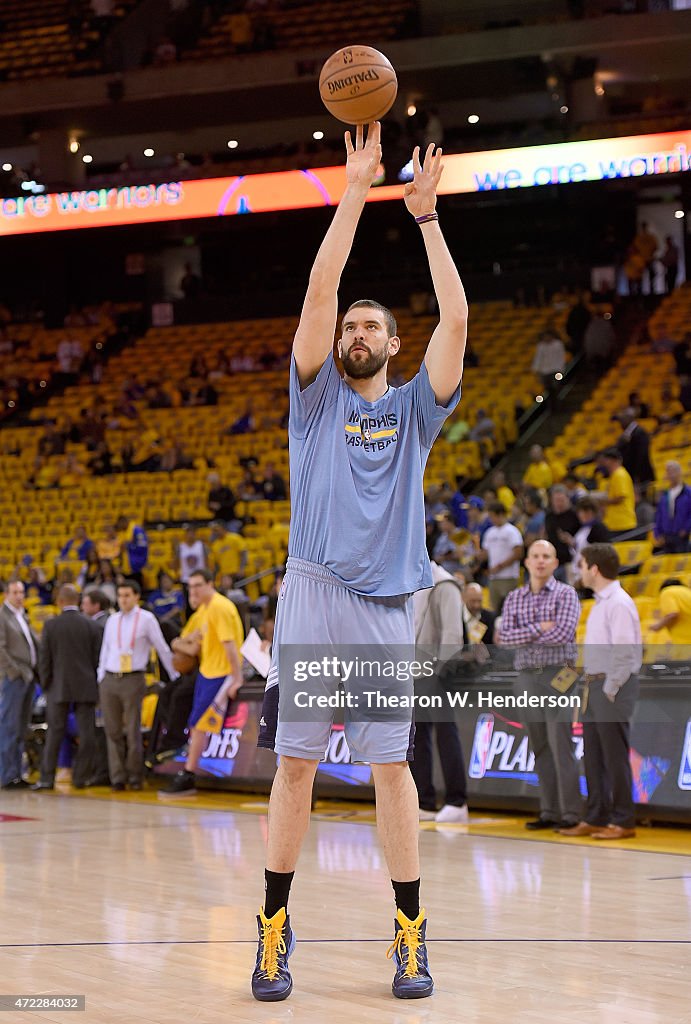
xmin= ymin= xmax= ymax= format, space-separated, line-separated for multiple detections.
xmin=257 ymin=557 xmax=416 ymax=763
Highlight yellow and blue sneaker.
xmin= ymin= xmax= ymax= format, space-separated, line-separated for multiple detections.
xmin=251 ymin=906 xmax=296 ymax=1002
xmin=386 ymin=908 xmax=434 ymax=999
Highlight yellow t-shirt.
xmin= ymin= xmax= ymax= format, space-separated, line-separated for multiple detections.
xmin=197 ymin=591 xmax=244 ymax=678
xmin=603 ymin=466 xmax=637 ymax=531
xmin=98 ymin=538 xmax=121 ymax=561
xmin=497 ymin=486 xmax=515 ymax=514
xmin=549 ymin=458 xmax=567 ymax=485
xmin=210 ymin=534 xmax=246 ymax=576
xmin=181 ymin=608 xmax=202 ymax=638
xmin=523 ymin=462 xmax=553 ymax=490
xmin=659 ymin=586 xmax=691 ymax=646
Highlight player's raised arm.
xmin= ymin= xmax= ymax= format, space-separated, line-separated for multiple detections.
xmin=293 ymin=121 xmax=382 ymax=388
xmin=404 ymin=144 xmax=468 ymax=405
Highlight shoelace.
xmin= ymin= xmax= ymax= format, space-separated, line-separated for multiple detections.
xmin=386 ymin=923 xmax=422 ymax=979
xmin=258 ymin=921 xmax=287 ymax=981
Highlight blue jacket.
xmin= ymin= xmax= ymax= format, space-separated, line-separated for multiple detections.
xmin=654 ymin=484 xmax=691 ymax=539
xmin=125 ymin=523 xmax=149 ymax=572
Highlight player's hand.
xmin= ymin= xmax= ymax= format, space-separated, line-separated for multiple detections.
xmin=345 ymin=122 xmax=382 ymax=188
xmin=404 ymin=143 xmax=443 ymax=218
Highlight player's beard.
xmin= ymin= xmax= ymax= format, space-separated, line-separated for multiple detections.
xmin=341 ymin=344 xmax=389 ymax=380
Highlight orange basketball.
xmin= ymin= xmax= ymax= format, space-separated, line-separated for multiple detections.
xmin=319 ymin=45 xmax=397 ymax=125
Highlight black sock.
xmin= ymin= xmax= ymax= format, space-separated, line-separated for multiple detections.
xmin=264 ymin=869 xmax=295 ymax=919
xmin=391 ymin=878 xmax=420 ymax=921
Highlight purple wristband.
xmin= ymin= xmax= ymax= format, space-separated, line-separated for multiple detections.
xmin=415 ymin=212 xmax=439 ymax=224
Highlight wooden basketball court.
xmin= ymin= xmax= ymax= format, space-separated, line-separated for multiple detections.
xmin=1 ymin=786 xmax=689 ymax=1023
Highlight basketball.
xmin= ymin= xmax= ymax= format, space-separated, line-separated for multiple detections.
xmin=319 ymin=45 xmax=397 ymax=125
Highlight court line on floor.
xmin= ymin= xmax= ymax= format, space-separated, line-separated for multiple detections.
xmin=1 ymin=938 xmax=689 ymax=949
xmin=649 ymin=875 xmax=691 ymax=880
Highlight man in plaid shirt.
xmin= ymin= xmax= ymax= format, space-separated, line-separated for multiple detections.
xmin=499 ymin=540 xmax=582 ymax=831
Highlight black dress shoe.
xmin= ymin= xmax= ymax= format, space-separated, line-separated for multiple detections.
xmin=31 ymin=781 xmax=55 ymax=791
xmin=83 ymin=776 xmax=110 ymax=787
xmin=1 ymin=778 xmax=30 ymax=790
xmin=111 ymin=782 xmax=126 ymax=792
xmin=525 ymin=817 xmax=560 ymax=831
xmin=128 ymin=780 xmax=143 ymax=791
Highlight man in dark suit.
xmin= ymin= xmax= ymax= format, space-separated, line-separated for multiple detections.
xmin=81 ymin=589 xmax=111 ymax=631
xmin=461 ymin=582 xmax=496 ymax=645
xmin=615 ymin=408 xmax=654 ymax=487
xmin=32 ymin=584 xmax=102 ymax=791
xmin=80 ymin=588 xmax=111 ymax=786
xmin=0 ymin=580 xmax=39 ymax=789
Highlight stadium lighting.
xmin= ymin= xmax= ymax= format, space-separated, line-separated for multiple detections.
xmin=468 ymin=114 xmax=480 ymax=124
xmin=82 ymin=154 xmax=93 ymax=164
xmin=143 ymin=148 xmax=155 ymax=157
xmin=595 ymin=83 xmax=605 ymax=97
xmin=560 ymin=105 xmax=569 ymax=114
xmin=536 ymin=395 xmax=544 ymax=403
xmin=555 ymin=372 xmax=563 ymax=381
xmin=227 ymin=139 xmax=239 ymax=149
xmin=675 ymin=209 xmax=685 ymax=219
xmin=69 ymin=137 xmax=80 ymax=154
xmin=2 ymin=163 xmax=11 ymax=171
xmin=407 ymin=104 xmax=416 ymax=117
xmin=312 ymin=131 xmax=324 ymax=140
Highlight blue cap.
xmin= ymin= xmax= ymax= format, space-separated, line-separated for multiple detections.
xmin=468 ymin=496 xmax=485 ymax=510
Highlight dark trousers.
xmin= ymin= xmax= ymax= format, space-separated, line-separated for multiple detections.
xmin=519 ymin=670 xmax=583 ymax=823
xmin=583 ymin=676 xmax=638 ymax=828
xmin=41 ymin=700 xmax=97 ymax=786
xmin=152 ymin=673 xmax=196 ymax=752
xmin=100 ymin=671 xmax=146 ymax=785
xmin=411 ymin=719 xmax=467 ymax=810
xmin=0 ymin=676 xmax=33 ymax=786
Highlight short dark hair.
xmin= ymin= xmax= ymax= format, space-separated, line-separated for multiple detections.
xmin=581 ymin=543 xmax=620 ymax=580
xmin=117 ymin=578 xmax=141 ymax=596
xmin=188 ymin=567 xmax=215 ymax=584
xmin=576 ymin=497 xmax=599 ymax=514
xmin=84 ymin=588 xmax=111 ymax=611
xmin=660 ymin=578 xmax=684 ymax=591
xmin=523 ymin=488 xmax=542 ymax=510
xmin=488 ymin=500 xmax=507 ymax=517
xmin=343 ymin=299 xmax=397 ymax=339
xmin=601 ymin=447 xmax=622 ymax=461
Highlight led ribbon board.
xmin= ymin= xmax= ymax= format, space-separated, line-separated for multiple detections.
xmin=0 ymin=129 xmax=688 ymax=236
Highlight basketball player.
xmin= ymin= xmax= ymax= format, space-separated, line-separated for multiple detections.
xmin=252 ymin=121 xmax=468 ymax=1001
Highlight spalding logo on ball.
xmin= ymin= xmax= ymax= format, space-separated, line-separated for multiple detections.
xmin=319 ymin=45 xmax=398 ymax=125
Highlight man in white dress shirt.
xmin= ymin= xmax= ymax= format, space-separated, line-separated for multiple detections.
xmin=560 ymin=544 xmax=642 ymax=840
xmin=98 ymin=579 xmax=178 ymax=790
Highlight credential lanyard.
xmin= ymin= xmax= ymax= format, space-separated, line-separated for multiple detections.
xmin=117 ymin=608 xmax=141 ymax=653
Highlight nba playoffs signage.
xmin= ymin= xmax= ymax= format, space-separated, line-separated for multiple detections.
xmin=0 ymin=129 xmax=689 ymax=237
xmin=156 ymin=680 xmax=691 ymax=819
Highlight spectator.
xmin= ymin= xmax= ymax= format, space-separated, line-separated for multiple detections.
xmin=565 ymin=293 xmax=591 ymax=353
xmin=148 ymin=571 xmax=185 ymax=628
xmin=412 ymin=562 xmax=469 ymax=824
xmin=81 ymin=588 xmax=111 ymax=627
xmin=481 ymin=501 xmax=524 ymax=611
xmin=237 ymin=466 xmax=261 ymax=501
xmin=627 ymin=391 xmax=649 ymax=420
xmin=432 ymin=514 xmax=461 ymax=575
xmin=469 ymin=408 xmax=495 ymax=444
xmin=181 ymin=264 xmax=202 ymax=299
xmin=462 ymin=581 xmax=496 ymax=645
xmin=488 ymin=470 xmax=515 ymax=515
xmin=223 ymin=402 xmax=255 ymax=435
xmin=25 ymin=568 xmax=52 ymax=605
xmin=545 ymin=485 xmax=579 ymax=581
xmin=448 ymin=476 xmax=468 ymax=528
xmin=521 ymin=489 xmax=546 ymax=547
xmin=597 ymin=448 xmax=637 ymax=535
xmin=209 ymin=522 xmax=247 ymax=578
xmin=153 ymin=35 xmax=177 ymax=65
xmin=523 ymin=445 xmax=553 ymax=492
xmin=32 ymin=585 xmax=101 ymax=791
xmin=660 ymin=236 xmax=679 ymax=294
xmin=633 ymin=221 xmax=659 ymax=292
xmin=0 ymin=580 xmax=38 ymax=789
xmin=467 ymin=496 xmax=491 ymax=545
xmin=560 ymin=544 xmax=641 ymax=840
xmin=653 ymin=461 xmax=691 ymax=554
xmin=614 ymin=407 xmax=654 ymax=486
xmin=499 ymin=541 xmax=582 ymax=831
xmin=584 ymin=312 xmax=614 ymax=367
xmin=563 ymin=497 xmax=610 ymax=585
xmin=260 ymin=462 xmax=287 ymax=501
xmin=531 ymin=328 xmax=566 ymax=396
xmin=115 ymin=516 xmax=148 ymax=586
xmin=649 ymin=579 xmax=691 ymax=652
xmin=59 ymin=524 xmax=94 ymax=562
xmin=78 ymin=548 xmax=102 ymax=591
xmin=176 ymin=526 xmax=208 ymax=585
xmin=208 ymin=473 xmax=237 ymax=525
xmin=97 ymin=579 xmax=178 ymax=791
xmin=38 ymin=423 xmax=66 ymax=458
xmin=97 ymin=523 xmax=121 ymax=562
